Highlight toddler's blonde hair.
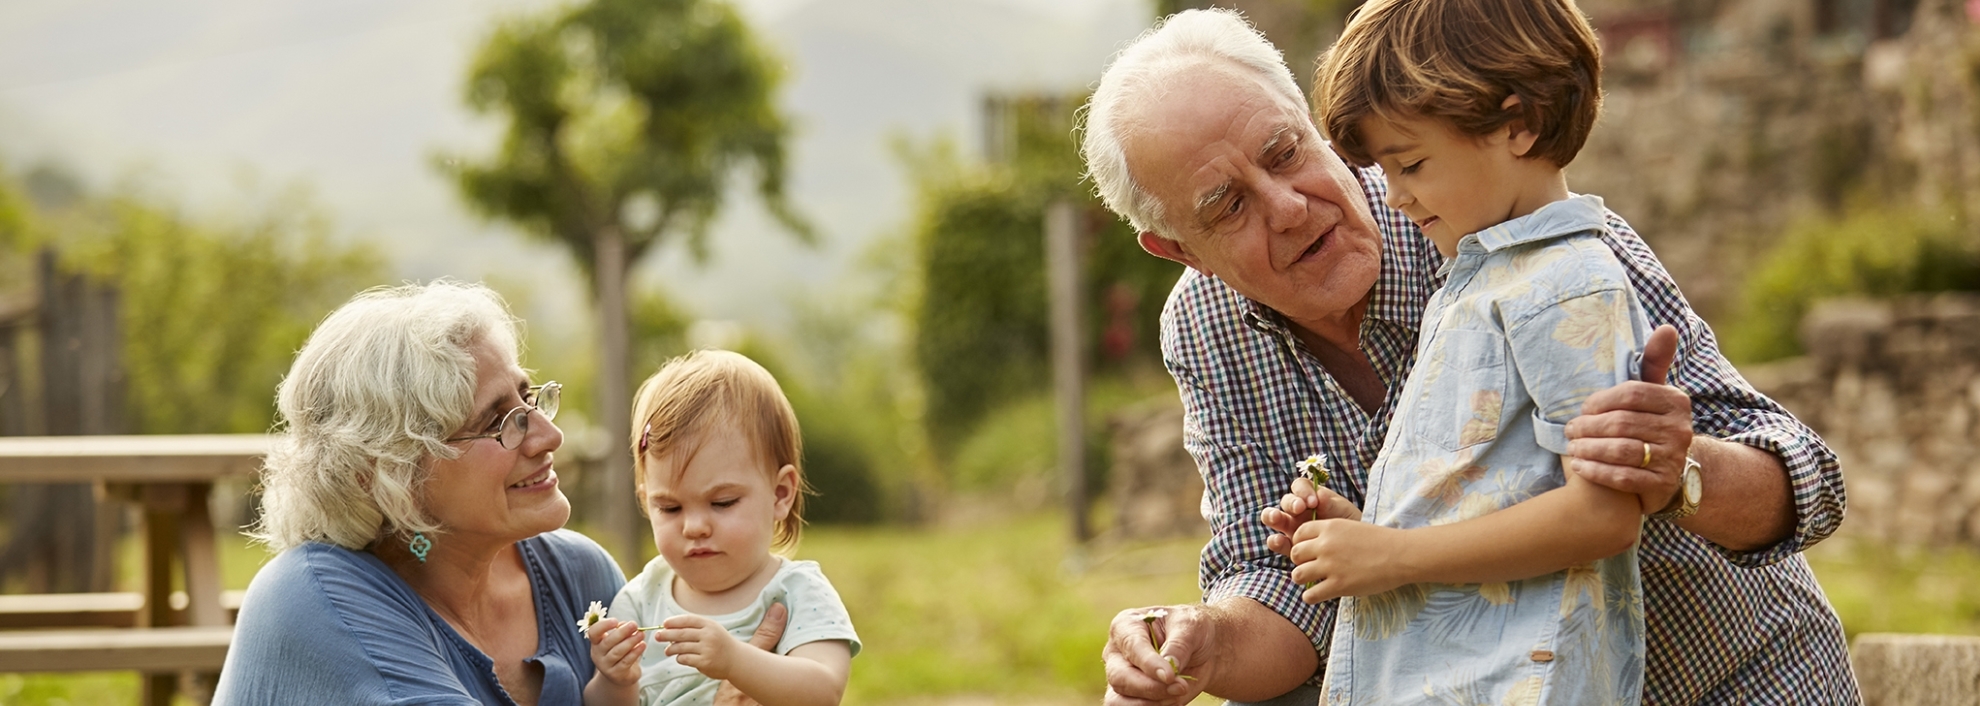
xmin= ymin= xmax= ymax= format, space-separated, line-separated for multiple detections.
xmin=631 ymin=349 xmax=807 ymax=551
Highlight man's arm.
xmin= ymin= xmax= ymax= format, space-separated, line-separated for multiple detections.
xmin=1103 ymin=270 xmax=1346 ymax=703
xmin=1567 ymin=213 xmax=1846 ymax=562
xmin=1103 ymin=598 xmax=1316 ymax=706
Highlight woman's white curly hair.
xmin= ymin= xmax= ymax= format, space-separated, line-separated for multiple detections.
xmin=249 ymin=281 xmax=521 ymax=552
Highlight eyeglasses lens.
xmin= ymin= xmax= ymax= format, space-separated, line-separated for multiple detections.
xmin=499 ymin=382 xmax=561 ymax=449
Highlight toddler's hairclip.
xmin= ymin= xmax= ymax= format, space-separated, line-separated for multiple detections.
xmin=639 ymin=423 xmax=651 ymax=453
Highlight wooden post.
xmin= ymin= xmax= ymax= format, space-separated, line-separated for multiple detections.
xmin=1046 ymin=200 xmax=1091 ymax=543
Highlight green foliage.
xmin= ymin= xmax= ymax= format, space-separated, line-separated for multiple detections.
xmin=798 ymin=514 xmax=1206 ymax=703
xmin=441 ymin=0 xmax=809 ymax=276
xmin=1807 ymin=540 xmax=1980 ymax=638
xmin=905 ymin=96 xmax=1182 ymax=459
xmin=54 ymin=184 xmax=384 ymax=434
xmin=684 ymin=335 xmax=891 ymax=526
xmin=0 ymin=177 xmax=26 ymax=253
xmin=630 ymin=287 xmax=691 ymax=375
xmin=1722 ymin=204 xmax=1980 ymax=363
xmin=949 ymin=377 xmax=1173 ymax=501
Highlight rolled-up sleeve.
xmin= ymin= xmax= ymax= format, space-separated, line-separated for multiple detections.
xmin=1173 ymin=365 xmax=1328 ymax=649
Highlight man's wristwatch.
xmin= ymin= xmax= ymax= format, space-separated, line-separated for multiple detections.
xmin=1652 ymin=454 xmax=1703 ymax=520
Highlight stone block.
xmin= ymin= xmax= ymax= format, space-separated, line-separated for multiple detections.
xmin=1851 ymin=633 xmax=1980 ymax=705
xmin=1106 ymin=398 xmax=1205 ymax=540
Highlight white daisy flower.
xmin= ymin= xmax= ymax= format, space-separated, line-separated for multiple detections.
xmin=577 ymin=601 xmax=608 ymax=636
xmin=1297 ymin=453 xmax=1331 ymax=487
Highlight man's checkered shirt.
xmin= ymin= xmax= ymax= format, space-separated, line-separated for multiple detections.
xmin=1159 ymin=166 xmax=1859 ymax=704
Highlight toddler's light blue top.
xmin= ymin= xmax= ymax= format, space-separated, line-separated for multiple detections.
xmin=213 ymin=529 xmax=625 ymax=705
xmin=611 ymin=555 xmax=860 ymax=706
xmin=1323 ymin=195 xmax=1649 ymax=705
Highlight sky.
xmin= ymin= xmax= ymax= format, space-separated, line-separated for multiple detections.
xmin=0 ymin=0 xmax=1149 ymax=354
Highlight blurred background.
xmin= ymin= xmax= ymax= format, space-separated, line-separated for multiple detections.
xmin=0 ymin=0 xmax=1977 ymax=703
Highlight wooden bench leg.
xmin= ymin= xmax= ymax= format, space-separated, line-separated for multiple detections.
xmin=180 ymin=482 xmax=222 ymax=704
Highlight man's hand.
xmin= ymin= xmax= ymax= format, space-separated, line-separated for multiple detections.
xmin=1287 ymin=519 xmax=1408 ymax=603
xmin=1103 ymin=604 xmax=1215 ymax=706
xmin=1566 ymin=324 xmax=1691 ymax=513
xmin=1261 ymin=476 xmax=1362 ymax=558
xmin=709 ymin=602 xmax=787 ymax=706
xmin=586 ymin=617 xmax=647 ymax=687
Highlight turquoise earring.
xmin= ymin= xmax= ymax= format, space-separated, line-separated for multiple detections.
xmin=409 ymin=532 xmax=433 ymax=563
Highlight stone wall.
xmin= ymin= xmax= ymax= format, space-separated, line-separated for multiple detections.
xmin=1105 ymin=398 xmax=1206 ymax=540
xmin=1568 ymin=0 xmax=1980 ymax=321
xmin=1745 ymin=294 xmax=1980 ymax=547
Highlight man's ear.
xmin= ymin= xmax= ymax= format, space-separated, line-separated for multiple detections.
xmin=1138 ymin=231 xmax=1209 ymax=274
xmin=1500 ymin=94 xmax=1540 ymax=158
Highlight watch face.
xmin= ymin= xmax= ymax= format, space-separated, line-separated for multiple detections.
xmin=1684 ymin=463 xmax=1703 ymax=502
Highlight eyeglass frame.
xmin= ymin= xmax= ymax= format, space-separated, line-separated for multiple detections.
xmin=444 ymin=381 xmax=562 ymax=449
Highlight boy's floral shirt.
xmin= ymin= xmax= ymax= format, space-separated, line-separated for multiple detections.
xmin=1159 ymin=167 xmax=1858 ymax=704
xmin=1322 ymin=195 xmax=1646 ymax=705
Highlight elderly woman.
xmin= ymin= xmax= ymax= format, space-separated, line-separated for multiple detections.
xmin=213 ymin=281 xmax=622 ymax=704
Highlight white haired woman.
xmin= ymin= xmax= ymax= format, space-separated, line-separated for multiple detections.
xmin=212 ymin=281 xmax=619 ymax=705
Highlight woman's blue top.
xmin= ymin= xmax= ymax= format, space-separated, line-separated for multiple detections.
xmin=213 ymin=529 xmax=625 ymax=705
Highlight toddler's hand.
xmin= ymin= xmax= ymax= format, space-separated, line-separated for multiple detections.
xmin=587 ymin=617 xmax=646 ymax=687
xmin=654 ymin=614 xmax=745 ymax=681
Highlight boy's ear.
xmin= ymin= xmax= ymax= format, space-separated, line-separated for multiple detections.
xmin=771 ymin=464 xmax=799 ymax=518
xmin=1500 ymin=94 xmax=1541 ymax=159
xmin=1138 ymin=231 xmax=1209 ymax=274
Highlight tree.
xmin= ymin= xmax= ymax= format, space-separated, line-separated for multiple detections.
xmin=440 ymin=0 xmax=811 ymax=558
xmin=906 ymin=96 xmax=1180 ymax=461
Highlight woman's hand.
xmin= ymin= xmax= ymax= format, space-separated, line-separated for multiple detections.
xmin=587 ymin=617 xmax=646 ymax=687
xmin=711 ymin=602 xmax=787 ymax=706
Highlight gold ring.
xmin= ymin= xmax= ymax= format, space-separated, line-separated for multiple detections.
xmin=1640 ymin=441 xmax=1653 ymax=469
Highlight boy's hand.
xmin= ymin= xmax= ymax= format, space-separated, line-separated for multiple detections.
xmin=1261 ymin=476 xmax=1361 ymax=559
xmin=1288 ymin=518 xmax=1405 ymax=602
xmin=586 ymin=617 xmax=646 ymax=687
xmin=654 ymin=614 xmax=746 ymax=681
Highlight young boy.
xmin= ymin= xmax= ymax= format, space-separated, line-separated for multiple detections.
xmin=1289 ymin=0 xmax=1652 ymax=701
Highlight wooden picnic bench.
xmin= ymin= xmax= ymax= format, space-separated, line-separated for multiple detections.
xmin=0 ymin=434 xmax=268 ymax=706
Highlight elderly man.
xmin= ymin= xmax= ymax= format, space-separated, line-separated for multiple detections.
xmin=1083 ymin=9 xmax=1856 ymax=706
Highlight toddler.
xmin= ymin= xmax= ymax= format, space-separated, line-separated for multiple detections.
xmin=584 ymin=350 xmax=859 ymax=706
xmin=1286 ymin=0 xmax=1654 ymax=701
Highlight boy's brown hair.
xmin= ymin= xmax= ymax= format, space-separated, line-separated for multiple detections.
xmin=631 ymin=349 xmax=808 ymax=551
xmin=1315 ymin=0 xmax=1603 ymax=168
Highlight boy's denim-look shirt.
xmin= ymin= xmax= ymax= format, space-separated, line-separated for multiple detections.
xmin=1159 ymin=166 xmax=1857 ymax=704
xmin=1322 ymin=195 xmax=1647 ymax=705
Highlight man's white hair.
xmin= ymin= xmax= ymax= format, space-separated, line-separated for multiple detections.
xmin=250 ymin=281 xmax=522 ymax=552
xmin=1080 ymin=8 xmax=1307 ymax=240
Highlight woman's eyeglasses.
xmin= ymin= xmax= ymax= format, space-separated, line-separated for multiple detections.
xmin=446 ymin=381 xmax=562 ymax=449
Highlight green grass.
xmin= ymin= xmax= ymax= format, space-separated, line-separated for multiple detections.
xmin=15 ymin=517 xmax=1980 ymax=705
xmin=795 ymin=514 xmax=1208 ymax=704
xmin=1805 ymin=538 xmax=1980 ymax=638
